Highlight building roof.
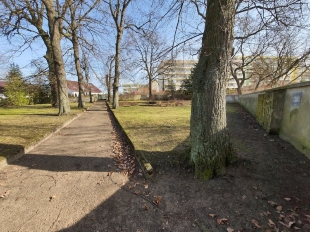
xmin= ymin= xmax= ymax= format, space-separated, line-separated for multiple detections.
xmin=67 ymin=80 xmax=102 ymax=94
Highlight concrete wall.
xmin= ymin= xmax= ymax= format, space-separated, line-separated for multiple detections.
xmin=226 ymin=95 xmax=239 ymax=103
xmin=236 ymin=82 xmax=310 ymax=158
xmin=237 ymin=93 xmax=260 ymax=117
xmin=280 ymin=85 xmax=310 ymax=158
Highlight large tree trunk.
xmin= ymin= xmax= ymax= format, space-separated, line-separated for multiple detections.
xmin=148 ymin=76 xmax=152 ymax=99
xmin=39 ymin=26 xmax=58 ymax=107
xmin=43 ymin=0 xmax=70 ymax=115
xmin=190 ymin=0 xmax=236 ymax=180
xmin=69 ymin=0 xmax=85 ymax=108
xmin=44 ymin=50 xmax=58 ymax=107
xmin=71 ymin=28 xmax=85 ymax=108
xmin=112 ymin=30 xmax=122 ymax=109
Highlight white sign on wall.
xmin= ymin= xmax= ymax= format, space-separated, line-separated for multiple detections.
xmin=292 ymin=92 xmax=302 ymax=106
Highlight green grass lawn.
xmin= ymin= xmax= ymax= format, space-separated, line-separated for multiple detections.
xmin=0 ymin=103 xmax=92 ymax=159
xmin=112 ymin=104 xmax=239 ymax=166
xmin=112 ymin=106 xmax=191 ymax=152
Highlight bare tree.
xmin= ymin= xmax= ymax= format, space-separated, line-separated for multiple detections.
xmin=0 ymin=0 xmax=59 ymax=107
xmin=231 ymin=0 xmax=310 ymax=94
xmin=105 ymin=55 xmax=114 ymax=103
xmin=190 ymin=0 xmax=236 ymax=179
xmin=129 ymin=29 xmax=169 ymax=98
xmin=42 ymin=0 xmax=71 ymax=115
xmin=80 ymin=52 xmax=93 ymax=103
xmin=188 ymin=0 xmax=310 ymax=179
xmin=104 ymin=0 xmax=132 ymax=108
xmin=62 ymin=0 xmax=100 ymax=108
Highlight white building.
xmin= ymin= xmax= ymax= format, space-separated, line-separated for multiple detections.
xmin=157 ymin=60 xmax=197 ymax=91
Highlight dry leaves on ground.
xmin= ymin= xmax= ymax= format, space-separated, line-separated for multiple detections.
xmin=111 ymin=124 xmax=136 ymax=177
xmin=268 ymin=200 xmax=278 ymax=207
xmin=153 ymin=196 xmax=162 ymax=206
xmin=251 ymin=219 xmax=261 ymax=228
xmin=217 ymin=218 xmax=229 ymax=225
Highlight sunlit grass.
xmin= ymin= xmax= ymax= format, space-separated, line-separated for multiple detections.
xmin=0 ymin=103 xmax=92 ymax=158
xmin=112 ymin=104 xmax=239 ymax=165
xmin=112 ymin=106 xmax=191 ymax=153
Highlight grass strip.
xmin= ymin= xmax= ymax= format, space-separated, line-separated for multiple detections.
xmin=111 ymin=105 xmax=191 ymax=167
xmin=0 ymin=103 xmax=92 ymax=159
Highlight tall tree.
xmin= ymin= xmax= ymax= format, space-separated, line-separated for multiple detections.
xmin=0 ymin=0 xmax=59 ymax=107
xmin=190 ymin=0 xmax=236 ymax=179
xmin=231 ymin=0 xmax=310 ymax=94
xmin=63 ymin=0 xmax=99 ymax=108
xmin=42 ymin=0 xmax=70 ymax=115
xmin=5 ymin=63 xmax=28 ymax=106
xmin=105 ymin=55 xmax=114 ymax=103
xmin=107 ymin=0 xmax=132 ymax=109
xmin=81 ymin=52 xmax=93 ymax=103
xmin=129 ymin=29 xmax=168 ymax=98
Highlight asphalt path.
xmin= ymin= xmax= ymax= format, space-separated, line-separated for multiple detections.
xmin=0 ymin=102 xmax=145 ymax=231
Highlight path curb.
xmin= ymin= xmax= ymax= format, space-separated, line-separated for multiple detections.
xmin=107 ymin=103 xmax=154 ymax=178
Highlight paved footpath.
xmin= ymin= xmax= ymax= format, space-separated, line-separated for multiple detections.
xmin=0 ymin=102 xmax=147 ymax=232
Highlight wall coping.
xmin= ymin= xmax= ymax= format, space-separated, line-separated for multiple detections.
xmin=240 ymin=81 xmax=310 ymax=96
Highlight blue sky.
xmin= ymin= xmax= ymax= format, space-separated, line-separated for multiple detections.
xmin=0 ymin=0 xmax=204 ymax=94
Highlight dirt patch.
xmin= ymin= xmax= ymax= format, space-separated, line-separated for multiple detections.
xmin=108 ymin=103 xmax=310 ymax=231
xmin=0 ymin=102 xmax=309 ymax=232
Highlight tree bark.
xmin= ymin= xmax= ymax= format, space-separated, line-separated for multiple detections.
xmin=148 ymin=77 xmax=152 ymax=98
xmin=42 ymin=0 xmax=70 ymax=115
xmin=109 ymin=0 xmax=132 ymax=109
xmin=44 ymin=49 xmax=58 ymax=107
xmin=69 ymin=1 xmax=85 ymax=109
xmin=112 ymin=30 xmax=122 ymax=109
xmin=190 ymin=0 xmax=236 ymax=180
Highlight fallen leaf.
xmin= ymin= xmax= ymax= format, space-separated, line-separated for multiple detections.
xmin=217 ymin=218 xmax=229 ymax=225
xmin=268 ymin=219 xmax=275 ymax=228
xmin=153 ymin=196 xmax=162 ymax=205
xmin=276 ymin=205 xmax=283 ymax=211
xmin=284 ymin=197 xmax=291 ymax=201
xmin=268 ymin=201 xmax=277 ymax=207
xmin=144 ymin=183 xmax=148 ymax=189
xmin=279 ymin=214 xmax=285 ymax=220
xmin=288 ymin=221 xmax=295 ymax=228
xmin=279 ymin=221 xmax=295 ymax=228
xmin=142 ymin=204 xmax=148 ymax=210
xmin=278 ymin=221 xmax=287 ymax=228
xmin=252 ymin=219 xmax=261 ymax=228
xmin=209 ymin=213 xmax=216 ymax=218
xmin=305 ymin=215 xmax=310 ymax=220
xmin=227 ymin=227 xmax=234 ymax=232
xmin=107 ymin=171 xmax=113 ymax=177
xmin=134 ymin=190 xmax=141 ymax=195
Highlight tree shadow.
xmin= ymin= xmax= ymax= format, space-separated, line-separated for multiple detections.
xmin=7 ymin=152 xmax=119 ymax=172
xmin=0 ymin=143 xmax=25 ymax=163
xmin=24 ymin=113 xmax=59 ymax=116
